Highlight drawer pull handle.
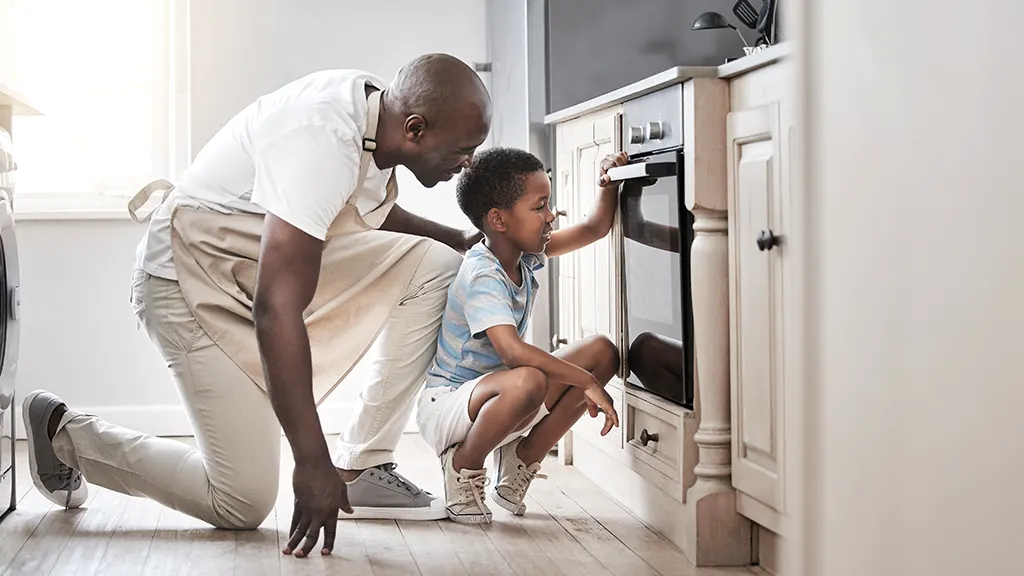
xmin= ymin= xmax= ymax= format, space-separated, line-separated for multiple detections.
xmin=756 ymin=229 xmax=780 ymax=251
xmin=639 ymin=429 xmax=659 ymax=446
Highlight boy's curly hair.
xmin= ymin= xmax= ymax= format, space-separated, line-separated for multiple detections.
xmin=456 ymin=147 xmax=546 ymax=230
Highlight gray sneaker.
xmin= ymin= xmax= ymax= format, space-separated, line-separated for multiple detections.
xmin=22 ymin=390 xmax=88 ymax=509
xmin=341 ymin=463 xmax=446 ymax=520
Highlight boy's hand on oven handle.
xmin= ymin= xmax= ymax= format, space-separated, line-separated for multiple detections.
xmin=598 ymin=152 xmax=629 ymax=189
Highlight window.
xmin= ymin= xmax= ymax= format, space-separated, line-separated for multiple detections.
xmin=5 ymin=0 xmax=188 ymax=203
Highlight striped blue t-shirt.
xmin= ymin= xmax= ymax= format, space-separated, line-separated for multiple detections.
xmin=424 ymin=242 xmax=547 ymax=389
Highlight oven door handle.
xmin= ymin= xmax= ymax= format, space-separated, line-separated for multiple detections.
xmin=605 ymin=161 xmax=677 ymax=182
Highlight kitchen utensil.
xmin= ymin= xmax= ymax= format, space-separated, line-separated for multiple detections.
xmin=756 ymin=0 xmax=779 ymax=44
xmin=732 ymin=0 xmax=760 ymax=29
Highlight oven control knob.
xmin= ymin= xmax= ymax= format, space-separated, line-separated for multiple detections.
xmin=646 ymin=121 xmax=665 ymax=141
xmin=628 ymin=125 xmax=645 ymax=144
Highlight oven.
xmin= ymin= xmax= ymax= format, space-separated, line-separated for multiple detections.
xmin=606 ymin=83 xmax=695 ymax=408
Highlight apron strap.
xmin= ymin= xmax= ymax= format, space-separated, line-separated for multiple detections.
xmin=127 ymin=178 xmax=175 ymax=223
xmin=130 ymin=83 xmax=385 ymax=224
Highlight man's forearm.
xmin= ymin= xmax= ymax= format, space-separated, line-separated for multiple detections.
xmin=254 ymin=306 xmax=331 ymax=464
xmin=381 ymin=204 xmax=464 ymax=250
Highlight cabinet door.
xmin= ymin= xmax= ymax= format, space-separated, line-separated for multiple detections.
xmin=574 ymin=110 xmax=621 ymax=342
xmin=553 ymin=120 xmax=579 ymax=350
xmin=727 ymin=102 xmax=785 ymax=512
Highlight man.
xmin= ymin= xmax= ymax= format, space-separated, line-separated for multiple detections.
xmin=20 ymin=53 xmax=491 ymax=559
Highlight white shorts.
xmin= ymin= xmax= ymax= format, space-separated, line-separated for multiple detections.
xmin=415 ymin=374 xmax=550 ymax=457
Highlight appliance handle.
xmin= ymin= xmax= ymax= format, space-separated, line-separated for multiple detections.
xmin=605 ymin=161 xmax=677 ymax=182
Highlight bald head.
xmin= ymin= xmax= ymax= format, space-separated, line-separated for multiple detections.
xmin=380 ymin=53 xmax=492 ymax=188
xmin=390 ymin=53 xmax=490 ymax=123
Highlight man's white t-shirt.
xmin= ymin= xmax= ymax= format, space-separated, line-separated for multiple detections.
xmin=135 ymin=69 xmax=393 ymax=280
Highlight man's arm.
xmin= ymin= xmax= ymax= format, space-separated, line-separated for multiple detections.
xmin=252 ymin=215 xmax=331 ymax=466
xmin=545 ymin=152 xmax=628 ymax=258
xmin=380 ymin=203 xmax=481 ymax=254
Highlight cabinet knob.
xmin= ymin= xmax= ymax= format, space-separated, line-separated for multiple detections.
xmin=756 ymin=229 xmax=780 ymax=251
xmin=639 ymin=429 xmax=659 ymax=446
xmin=552 ymin=335 xmax=568 ymax=349
xmin=555 ymin=209 xmax=568 ymax=218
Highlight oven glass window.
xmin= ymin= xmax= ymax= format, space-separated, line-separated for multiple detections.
xmin=620 ymin=153 xmax=691 ymax=406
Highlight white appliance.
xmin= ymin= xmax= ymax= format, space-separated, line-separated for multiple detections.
xmin=0 ymin=125 xmax=21 ymax=522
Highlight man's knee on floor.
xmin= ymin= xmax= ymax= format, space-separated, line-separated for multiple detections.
xmin=209 ymin=482 xmax=277 ymax=530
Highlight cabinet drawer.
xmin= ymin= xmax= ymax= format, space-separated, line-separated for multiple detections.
xmin=571 ymin=380 xmax=624 ymax=461
xmin=623 ymin=388 xmax=696 ymax=502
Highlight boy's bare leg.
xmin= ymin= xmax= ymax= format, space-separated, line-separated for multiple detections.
xmin=516 ymin=334 xmax=620 ymax=465
xmin=452 ymin=367 xmax=549 ymax=471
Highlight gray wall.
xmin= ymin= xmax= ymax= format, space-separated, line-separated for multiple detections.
xmin=547 ymin=0 xmax=748 ymax=113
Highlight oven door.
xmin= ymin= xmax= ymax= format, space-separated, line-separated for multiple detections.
xmin=616 ymin=151 xmax=694 ymax=408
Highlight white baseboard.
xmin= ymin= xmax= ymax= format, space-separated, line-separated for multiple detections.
xmin=12 ymin=401 xmax=417 ymax=440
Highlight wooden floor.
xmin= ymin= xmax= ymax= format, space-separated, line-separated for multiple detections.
xmin=0 ymin=433 xmax=764 ymax=576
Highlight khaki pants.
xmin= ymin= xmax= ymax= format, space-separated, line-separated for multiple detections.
xmin=52 ymin=241 xmax=460 ymax=529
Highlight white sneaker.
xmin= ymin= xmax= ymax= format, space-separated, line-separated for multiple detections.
xmin=440 ymin=444 xmax=492 ymax=524
xmin=491 ymin=437 xmax=544 ymax=516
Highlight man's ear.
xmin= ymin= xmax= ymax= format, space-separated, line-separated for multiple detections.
xmin=486 ymin=208 xmax=507 ymax=233
xmin=404 ymin=115 xmax=427 ymax=142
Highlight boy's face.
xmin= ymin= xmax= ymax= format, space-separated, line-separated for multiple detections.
xmin=495 ymin=171 xmax=555 ymax=254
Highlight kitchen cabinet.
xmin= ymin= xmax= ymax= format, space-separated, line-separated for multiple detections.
xmin=552 ymin=105 xmax=622 ymax=348
xmin=726 ymin=58 xmax=798 ymax=541
xmin=552 ymin=104 xmax=625 ymax=463
xmin=545 ymin=49 xmax=794 ymax=569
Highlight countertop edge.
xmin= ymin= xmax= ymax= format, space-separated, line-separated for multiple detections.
xmin=543 ymin=66 xmax=719 ymax=125
xmin=544 ymin=42 xmax=793 ymax=125
xmin=716 ymin=42 xmax=793 ymax=79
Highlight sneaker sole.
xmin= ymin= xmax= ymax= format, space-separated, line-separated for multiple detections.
xmin=340 ymin=498 xmax=447 ymax=521
xmin=22 ymin=390 xmax=87 ymax=509
xmin=490 ymin=491 xmax=526 ymax=516
xmin=446 ymin=508 xmax=492 ymax=524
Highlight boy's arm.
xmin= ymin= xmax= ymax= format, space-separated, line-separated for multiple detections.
xmin=545 ymin=152 xmax=629 ymax=258
xmin=485 ymin=324 xmax=620 ymax=431
xmin=485 ymin=324 xmax=599 ymax=390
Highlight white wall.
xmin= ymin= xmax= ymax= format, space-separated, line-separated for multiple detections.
xmin=13 ymin=0 xmax=488 ymax=437
xmin=796 ymin=0 xmax=1024 ymax=574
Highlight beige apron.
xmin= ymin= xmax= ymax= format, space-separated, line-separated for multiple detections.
xmin=129 ymin=89 xmax=432 ymax=403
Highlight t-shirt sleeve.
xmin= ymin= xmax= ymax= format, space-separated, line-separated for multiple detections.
xmin=463 ymin=271 xmax=516 ymax=338
xmin=250 ymin=123 xmax=361 ymax=240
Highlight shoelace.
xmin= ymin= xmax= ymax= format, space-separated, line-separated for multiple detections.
xmin=53 ymin=466 xmax=82 ymax=510
xmin=376 ymin=463 xmax=421 ymax=495
xmin=508 ymin=463 xmax=546 ymax=513
xmin=456 ymin=472 xmax=491 ymax=522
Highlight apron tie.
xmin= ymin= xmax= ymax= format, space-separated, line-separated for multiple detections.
xmin=128 ymin=179 xmax=175 ymax=223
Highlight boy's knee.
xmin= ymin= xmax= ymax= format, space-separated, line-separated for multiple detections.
xmin=508 ymin=366 xmax=548 ymax=408
xmin=586 ymin=334 xmax=620 ymax=379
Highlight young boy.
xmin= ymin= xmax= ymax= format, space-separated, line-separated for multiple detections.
xmin=416 ymin=146 xmax=629 ymax=523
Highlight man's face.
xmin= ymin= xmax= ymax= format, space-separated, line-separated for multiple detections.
xmin=404 ymin=108 xmax=490 ymax=187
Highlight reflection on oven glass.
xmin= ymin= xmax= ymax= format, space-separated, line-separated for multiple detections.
xmin=627 ymin=332 xmax=685 ymax=404
xmin=626 ymin=193 xmax=674 ymax=323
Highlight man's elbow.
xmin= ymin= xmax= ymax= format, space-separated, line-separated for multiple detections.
xmin=252 ymin=292 xmax=297 ymax=332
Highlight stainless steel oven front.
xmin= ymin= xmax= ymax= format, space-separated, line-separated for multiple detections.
xmin=606 ymin=83 xmax=694 ymax=408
